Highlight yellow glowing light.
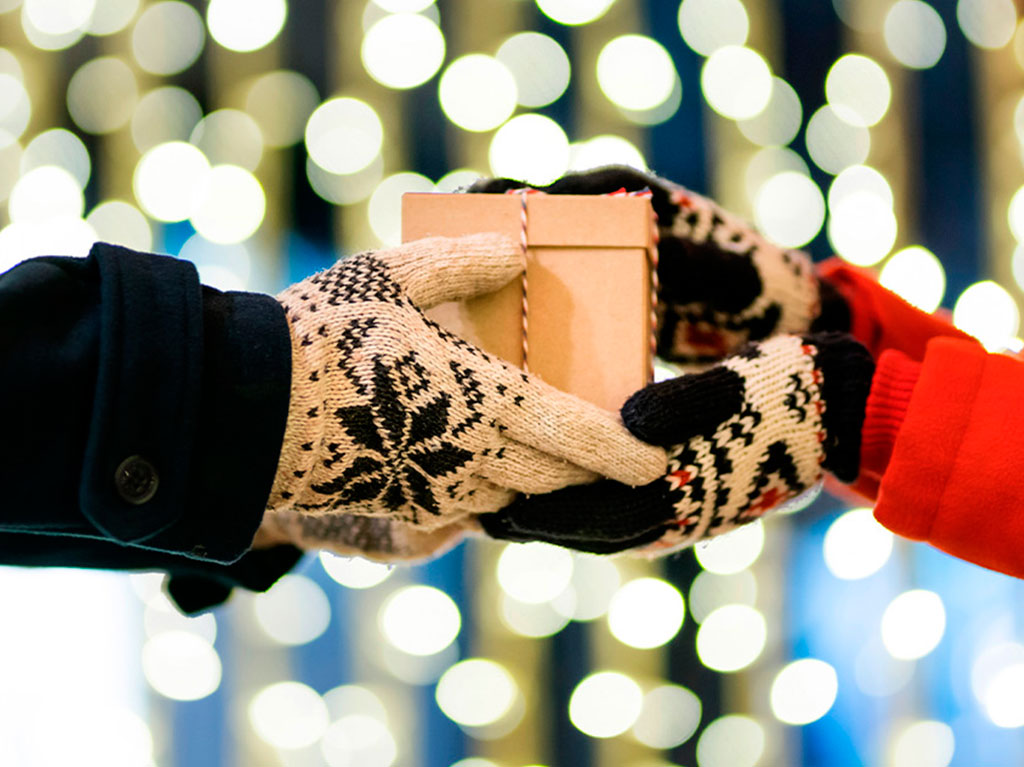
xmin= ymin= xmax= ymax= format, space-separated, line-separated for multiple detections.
xmin=754 ymin=171 xmax=825 ymax=247
xmin=806 ymin=105 xmax=871 ymax=174
xmin=362 ymin=13 xmax=445 ymax=90
xmin=319 ymin=551 xmax=393 ymax=589
xmin=822 ymin=508 xmax=894 ymax=580
xmin=496 ymin=541 xmax=574 ymax=604
xmin=379 ymin=585 xmax=460 ymax=656
xmin=688 ymin=570 xmax=757 ymax=623
xmin=828 ymin=164 xmax=894 ymax=210
xmin=694 ymin=519 xmax=764 ymax=574
xmin=320 ymin=714 xmax=398 ymax=767
xmin=249 ymin=682 xmax=329 ymax=750
xmin=367 ymin=171 xmax=434 ymax=246
xmin=884 ymin=0 xmax=947 ymax=69
xmin=207 ymin=0 xmax=286 ymax=52
xmin=190 ymin=109 xmax=263 ymax=171
xmin=66 ymin=57 xmax=138 ymax=135
xmin=770 ymin=659 xmax=838 ymax=725
xmin=984 ymin=662 xmax=1024 ymax=727
xmin=9 ymin=165 xmax=83 ymax=221
xmin=632 ymin=685 xmax=702 ymax=749
xmin=131 ymin=1 xmax=205 ymax=75
xmin=252 ymin=574 xmax=330 ymax=646
xmin=695 ymin=715 xmax=765 ymax=767
xmin=143 ymin=590 xmax=217 ymax=642
xmin=501 ymin=593 xmax=571 ymax=638
xmin=562 ymin=553 xmax=620 ymax=621
xmin=21 ymin=128 xmax=89 ymax=188
xmin=1007 ymin=184 xmax=1024 ymax=241
xmin=825 ymin=54 xmax=891 ymax=127
xmin=890 ymin=721 xmax=956 ymax=766
xmin=489 ymin=114 xmax=569 ymax=186
xmin=142 ymin=631 xmax=222 ymax=701
xmin=0 ymin=73 xmax=29 ymax=148
xmin=435 ymin=659 xmax=519 ymax=727
xmin=435 ymin=167 xmax=484 ymax=193
xmin=881 ymin=589 xmax=946 ymax=660
xmin=24 ymin=0 xmax=93 ymax=35
xmin=828 ymin=191 xmax=897 ymax=266
xmin=958 ymin=0 xmax=1016 ymax=50
xmin=497 ymin=32 xmax=570 ymax=108
xmin=953 ymin=280 xmax=1020 ymax=350
xmin=678 ymin=0 xmax=749 ymax=55
xmin=89 ymin=0 xmax=140 ymax=35
xmin=737 ymin=77 xmax=802 ymax=147
xmin=131 ymin=86 xmax=202 ymax=153
xmin=306 ymin=97 xmax=383 ymax=175
xmin=569 ymin=135 xmax=646 ymax=172
xmin=696 ymin=605 xmax=766 ymax=672
xmin=0 ymin=217 xmax=97 ymax=270
xmin=86 ymin=200 xmax=153 ymax=252
xmin=246 ymin=70 xmax=320 ymax=149
xmin=568 ymin=671 xmax=643 ymax=738
xmin=307 ymin=155 xmax=384 ymax=206
xmin=372 ymin=0 xmax=435 ymax=10
xmin=438 ymin=54 xmax=517 ymax=132
xmin=618 ymin=73 xmax=683 ymax=126
xmin=178 ymin=235 xmax=251 ymax=290
xmin=0 ymin=143 xmax=19 ymax=204
xmin=879 ymin=246 xmax=946 ymax=313
xmin=133 ymin=141 xmax=210 ymax=222
xmin=535 ymin=0 xmax=616 ymax=26
xmin=606 ymin=577 xmax=684 ymax=649
xmin=744 ymin=147 xmax=809 ymax=205
xmin=596 ymin=35 xmax=676 ymax=111
xmin=189 ymin=164 xmax=265 ymax=244
xmin=323 ymin=684 xmax=389 ymax=724
xmin=701 ymin=46 xmax=772 ymax=120
xmin=972 ymin=642 xmax=1024 ymax=708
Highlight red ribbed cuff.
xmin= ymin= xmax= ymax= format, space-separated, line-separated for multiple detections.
xmin=857 ymin=349 xmax=921 ymax=495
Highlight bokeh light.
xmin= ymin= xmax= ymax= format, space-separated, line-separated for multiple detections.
xmin=9 ymin=164 xmax=83 ymax=221
xmin=737 ymin=77 xmax=802 ymax=147
xmin=131 ymin=1 xmax=205 ymax=75
xmin=500 ymin=593 xmax=571 ymax=637
xmin=249 ymin=681 xmax=329 ymax=749
xmin=569 ymin=135 xmax=646 ymax=171
xmin=881 ymin=590 xmax=946 ymax=660
xmin=438 ymin=54 xmax=517 ymax=132
xmin=190 ymin=164 xmax=266 ymax=244
xmin=745 ymin=147 xmax=809 ymax=204
xmin=689 ymin=570 xmax=758 ymax=623
xmin=252 ymin=574 xmax=331 ymax=646
xmin=828 ymin=164 xmax=894 ymax=210
xmin=0 ymin=73 xmax=30 ymax=148
xmin=596 ymin=35 xmax=676 ymax=112
xmin=305 ymin=97 xmax=383 ymax=175
xmin=367 ymin=171 xmax=434 ymax=246
xmin=206 ymin=0 xmax=287 ymax=52
xmin=496 ymin=541 xmax=574 ymax=604
xmin=695 ymin=519 xmax=765 ymax=574
xmin=21 ymin=128 xmax=89 ymax=187
xmin=678 ymin=0 xmax=749 ymax=55
xmin=23 ymin=0 xmax=93 ymax=34
xmin=178 ymin=234 xmax=252 ymax=290
xmin=307 ymin=154 xmax=384 ymax=206
xmin=321 ymin=714 xmax=398 ymax=767
xmin=88 ymin=0 xmax=140 ymax=35
xmin=435 ymin=659 xmax=518 ymax=727
xmin=131 ymin=86 xmax=202 ymax=153
xmin=319 ymin=551 xmax=394 ymax=588
xmin=561 ymin=553 xmax=620 ymax=621
xmin=632 ymin=684 xmax=702 ymax=748
xmin=142 ymin=631 xmax=222 ymax=701
xmin=489 ymin=113 xmax=570 ymax=185
xmin=879 ymin=246 xmax=946 ymax=313
xmin=884 ymin=0 xmax=947 ymax=69
xmin=823 ymin=508 xmax=895 ymax=580
xmin=806 ymin=105 xmax=871 ymax=174
xmin=983 ymin=663 xmax=1024 ymax=727
xmin=535 ymin=0 xmax=616 ymax=26
xmin=379 ymin=584 xmax=460 ymax=656
xmin=133 ymin=141 xmax=210 ymax=222
xmin=66 ymin=57 xmax=138 ymax=134
xmin=362 ymin=13 xmax=445 ymax=90
xmin=695 ymin=715 xmax=765 ymax=767
xmin=606 ymin=577 xmax=685 ymax=649
xmin=957 ymin=0 xmax=1016 ymax=50
xmin=770 ymin=659 xmax=838 ymax=725
xmin=828 ymin=190 xmax=898 ymax=266
xmin=246 ymin=70 xmax=319 ymax=148
xmin=754 ymin=170 xmax=825 ymax=247
xmin=825 ymin=54 xmax=891 ymax=127
xmin=86 ymin=200 xmax=153 ymax=252
xmin=190 ymin=109 xmax=263 ymax=170
xmin=953 ymin=280 xmax=1020 ymax=350
xmin=701 ymin=46 xmax=773 ymax=120
xmin=496 ymin=32 xmax=570 ymax=108
xmin=696 ymin=605 xmax=767 ymax=672
xmin=568 ymin=671 xmax=643 ymax=738
xmin=890 ymin=721 xmax=956 ymax=766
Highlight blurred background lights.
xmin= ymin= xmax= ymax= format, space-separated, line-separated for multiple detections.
xmin=249 ymin=681 xmax=329 ymax=749
xmin=568 ymin=671 xmax=643 ymax=738
xmin=563 ymin=553 xmax=620 ymax=620
xmin=131 ymin=1 xmax=205 ymax=76
xmin=828 ymin=164 xmax=894 ymax=209
xmin=695 ymin=715 xmax=765 ymax=767
xmin=879 ymin=246 xmax=946 ymax=313
xmin=66 ymin=57 xmax=138 ymax=134
xmin=754 ymin=170 xmax=825 ymax=247
xmin=496 ymin=32 xmax=570 ymax=108
xmin=596 ymin=35 xmax=676 ymax=112
xmin=983 ymin=663 xmax=1024 ymax=727
xmin=606 ymin=577 xmax=685 ymax=649
xmin=953 ymin=280 xmax=1020 ymax=350
xmin=806 ymin=105 xmax=871 ymax=174
xmin=438 ymin=54 xmax=518 ymax=132
xmin=319 ymin=551 xmax=393 ymax=589
xmin=379 ymin=584 xmax=460 ymax=656
xmin=371 ymin=0 xmax=435 ymax=10
xmin=86 ymin=200 xmax=153 ymax=252
xmin=362 ymin=13 xmax=445 ymax=90
xmin=569 ymin=135 xmax=647 ymax=171
xmin=436 ymin=167 xmax=484 ymax=192
xmin=206 ymin=0 xmax=286 ymax=53
xmin=0 ymin=143 xmax=18 ymax=204
xmin=534 ymin=0 xmax=616 ymax=26
xmin=88 ymin=0 xmax=140 ymax=35
xmin=489 ymin=113 xmax=570 ymax=185
xmin=501 ymin=593 xmax=571 ymax=637
xmin=855 ymin=639 xmax=916 ymax=697
xmin=21 ymin=128 xmax=89 ymax=187
xmin=823 ymin=508 xmax=895 ymax=580
xmin=696 ymin=604 xmax=767 ymax=672
xmin=133 ymin=141 xmax=210 ymax=222
xmin=0 ymin=73 xmax=29 ymax=148
xmin=617 ymin=73 xmax=683 ymax=126
xmin=367 ymin=171 xmax=434 ymax=245
xmin=143 ymin=589 xmax=217 ymax=642
xmin=769 ymin=658 xmax=838 ymax=725
xmin=141 ymin=630 xmax=222 ymax=701
xmin=21 ymin=1 xmax=87 ymax=49
xmin=891 ymin=721 xmax=956 ymax=766
xmin=744 ymin=147 xmax=809 ymax=205
xmin=131 ymin=86 xmax=202 ymax=152
xmin=23 ymin=0 xmax=93 ymax=35
xmin=305 ymin=97 xmax=383 ymax=175
xmin=9 ymin=165 xmax=82 ymax=221
xmin=321 ymin=713 xmax=398 ymax=767
xmin=435 ymin=659 xmax=518 ymax=727
xmin=308 ymin=154 xmax=384 ymax=206
xmin=884 ymin=0 xmax=947 ymax=69
xmin=694 ymin=519 xmax=764 ymax=574
xmin=24 ymin=706 xmax=154 ymax=767
xmin=324 ymin=683 xmax=389 ymax=723
xmin=190 ymin=164 xmax=266 ymax=244
xmin=496 ymin=541 xmax=574 ymax=604
xmin=246 ymin=70 xmax=319 ymax=148
xmin=957 ymin=0 xmax=1016 ymax=50
xmin=737 ymin=77 xmax=802 ymax=147
xmin=825 ymin=54 xmax=892 ymax=127
xmin=828 ymin=191 xmax=898 ymax=266
xmin=701 ymin=46 xmax=773 ymax=120
xmin=252 ymin=574 xmax=331 ymax=646
xmin=178 ymin=234 xmax=252 ymax=290
xmin=678 ymin=0 xmax=749 ymax=55
xmin=632 ymin=684 xmax=702 ymax=749
xmin=190 ymin=109 xmax=264 ymax=171
xmin=1007 ymin=184 xmax=1024 ymax=240
xmin=688 ymin=570 xmax=758 ymax=623
xmin=881 ymin=589 xmax=946 ymax=660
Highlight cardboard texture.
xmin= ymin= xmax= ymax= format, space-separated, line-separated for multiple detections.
xmin=401 ymin=192 xmax=654 ymax=412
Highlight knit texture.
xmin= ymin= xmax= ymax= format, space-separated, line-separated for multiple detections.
xmin=481 ymin=332 xmax=874 ymax=556
xmin=263 ymin=233 xmax=667 ymax=556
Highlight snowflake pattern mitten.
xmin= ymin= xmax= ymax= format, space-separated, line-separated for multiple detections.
xmin=265 ymin=233 xmax=667 ymax=552
xmin=468 ymin=166 xmax=846 ymax=362
xmin=479 ymin=332 xmax=874 ymax=555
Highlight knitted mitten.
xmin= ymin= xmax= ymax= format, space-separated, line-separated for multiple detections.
xmin=468 ymin=166 xmax=849 ymax=362
xmin=479 ymin=332 xmax=874 ymax=555
xmin=266 ymin=233 xmax=667 ymax=545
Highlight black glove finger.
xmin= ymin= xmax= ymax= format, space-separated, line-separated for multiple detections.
xmin=658 ymin=234 xmax=764 ymax=315
xmin=478 ymin=479 xmax=672 ymax=554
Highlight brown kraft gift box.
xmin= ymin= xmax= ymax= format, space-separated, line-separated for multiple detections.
xmin=401 ymin=192 xmax=655 ymax=412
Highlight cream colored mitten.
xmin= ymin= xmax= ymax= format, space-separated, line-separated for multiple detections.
xmin=265 ymin=233 xmax=667 ymax=545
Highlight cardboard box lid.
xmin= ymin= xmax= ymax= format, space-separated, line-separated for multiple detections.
xmin=401 ymin=192 xmax=654 ymax=248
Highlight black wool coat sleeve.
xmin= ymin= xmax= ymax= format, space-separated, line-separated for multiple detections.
xmin=0 ymin=242 xmax=302 ymax=614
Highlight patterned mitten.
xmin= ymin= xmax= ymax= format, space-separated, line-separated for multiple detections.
xmin=265 ymin=233 xmax=667 ymax=549
xmin=468 ymin=166 xmax=850 ymax=362
xmin=479 ymin=332 xmax=874 ymax=555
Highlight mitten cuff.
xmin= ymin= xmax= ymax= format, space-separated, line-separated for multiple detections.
xmin=857 ymin=349 xmax=921 ymax=492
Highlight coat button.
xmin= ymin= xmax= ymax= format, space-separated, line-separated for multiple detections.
xmin=115 ymin=456 xmax=159 ymax=505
